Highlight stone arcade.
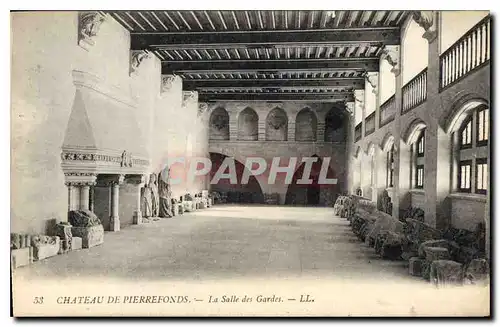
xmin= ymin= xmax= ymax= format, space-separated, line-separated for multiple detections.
xmin=11 ymin=10 xmax=490 ymax=304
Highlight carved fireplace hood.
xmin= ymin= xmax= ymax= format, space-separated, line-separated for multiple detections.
xmin=61 ymin=70 xmax=150 ymax=176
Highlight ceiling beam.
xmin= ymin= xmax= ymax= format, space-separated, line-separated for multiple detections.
xmin=199 ymin=92 xmax=354 ymax=102
xmin=162 ymin=58 xmax=378 ymax=73
xmin=130 ymin=27 xmax=400 ymax=50
xmin=182 ymin=77 xmax=365 ymax=89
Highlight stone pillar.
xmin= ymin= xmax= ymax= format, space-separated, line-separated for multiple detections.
xmin=316 ymin=120 xmax=325 ymax=142
xmin=485 ymin=126 xmax=490 ymax=261
xmin=384 ymin=45 xmax=402 ymax=220
xmin=287 ymin=118 xmax=295 ymax=142
xmin=109 ymin=174 xmax=125 ymax=232
xmin=67 ymin=183 xmax=76 ymax=212
xmin=128 ymin=174 xmax=146 ymax=225
xmin=64 ymin=172 xmax=97 ymax=214
xmin=229 ymin=110 xmax=238 ymax=141
xmin=80 ymin=185 xmax=90 ymax=210
xmin=345 ymin=102 xmax=355 ymax=195
xmin=258 ymin=121 xmax=266 ymax=141
xmin=420 ymin=11 xmax=450 ymax=229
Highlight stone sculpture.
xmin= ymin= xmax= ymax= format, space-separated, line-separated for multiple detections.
xmin=141 ymin=175 xmax=153 ymax=218
xmin=68 ymin=210 xmax=104 ymax=248
xmin=31 ymin=235 xmax=60 ymax=261
xmin=150 ymin=173 xmax=159 ymax=217
xmin=54 ymin=222 xmax=73 ymax=254
xmin=158 ymin=168 xmax=173 ymax=218
xmin=379 ymin=190 xmax=393 ymax=215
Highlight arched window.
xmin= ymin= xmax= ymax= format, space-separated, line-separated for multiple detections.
xmin=265 ymin=107 xmax=288 ymax=141
xmin=295 ymin=108 xmax=317 ymax=142
xmin=455 ymin=105 xmax=489 ymax=194
xmin=411 ymin=129 xmax=426 ymax=189
xmin=238 ymin=107 xmax=258 ymax=141
xmin=386 ymin=144 xmax=395 ymax=188
xmin=209 ymin=107 xmax=230 ymax=140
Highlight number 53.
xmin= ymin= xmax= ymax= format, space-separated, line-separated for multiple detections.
xmin=33 ymin=297 xmax=44 ymax=304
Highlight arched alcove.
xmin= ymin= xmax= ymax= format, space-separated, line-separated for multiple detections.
xmin=209 ymin=107 xmax=230 ymax=140
xmin=295 ymin=108 xmax=317 ymax=141
xmin=237 ymin=107 xmax=258 ymax=141
xmin=324 ymin=108 xmax=345 ymax=142
xmin=265 ymin=107 xmax=288 ymax=141
xmin=208 ymin=152 xmax=264 ymax=204
xmin=284 ymin=155 xmax=338 ymax=206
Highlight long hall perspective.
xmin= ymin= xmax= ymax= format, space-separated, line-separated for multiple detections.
xmin=10 ymin=10 xmax=491 ymax=316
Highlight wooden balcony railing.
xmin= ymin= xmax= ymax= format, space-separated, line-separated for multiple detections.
xmin=440 ymin=15 xmax=491 ymax=91
xmin=379 ymin=95 xmax=396 ymax=127
xmin=354 ymin=122 xmax=362 ymax=142
xmin=364 ymin=112 xmax=376 ymax=136
xmin=402 ymin=68 xmax=427 ymax=114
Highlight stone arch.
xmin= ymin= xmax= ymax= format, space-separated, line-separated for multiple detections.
xmin=354 ymin=145 xmax=362 ymax=159
xmin=209 ymin=107 xmax=230 ymax=140
xmin=237 ymin=107 xmax=258 ymax=141
xmin=324 ymin=107 xmax=345 ymax=142
xmin=295 ymin=107 xmax=317 ymax=141
xmin=402 ymin=117 xmax=427 ymax=144
xmin=441 ymin=93 xmax=489 ymax=134
xmin=265 ymin=107 xmax=288 ymax=141
xmin=366 ymin=142 xmax=376 ymax=156
xmin=208 ymin=152 xmax=265 ymax=203
xmin=381 ymin=133 xmax=395 ymax=152
xmin=284 ymin=155 xmax=338 ymax=206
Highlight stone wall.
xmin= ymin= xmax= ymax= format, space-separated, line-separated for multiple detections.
xmin=208 ymin=101 xmax=348 ymax=205
xmin=351 ymin=12 xmax=490 ymax=233
xmin=11 ymin=12 xmax=209 ymax=234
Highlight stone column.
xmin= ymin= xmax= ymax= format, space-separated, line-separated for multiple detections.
xmin=64 ymin=172 xmax=97 ymax=213
xmin=258 ymin=120 xmax=266 ymax=141
xmin=66 ymin=183 xmax=76 ymax=212
xmin=345 ymin=102 xmax=355 ymax=195
xmin=80 ymin=185 xmax=90 ymax=210
xmin=128 ymin=174 xmax=146 ymax=225
xmin=229 ymin=108 xmax=238 ymax=141
xmin=287 ymin=118 xmax=295 ymax=142
xmin=381 ymin=44 xmax=402 ymax=220
xmin=316 ymin=120 xmax=325 ymax=142
xmin=109 ymin=174 xmax=125 ymax=232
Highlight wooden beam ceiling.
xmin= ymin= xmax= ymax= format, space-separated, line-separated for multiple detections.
xmin=130 ymin=27 xmax=400 ymax=50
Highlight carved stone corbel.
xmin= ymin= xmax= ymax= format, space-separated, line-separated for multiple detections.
xmin=345 ymin=102 xmax=355 ymax=116
xmin=364 ymin=72 xmax=379 ymax=95
xmin=182 ymin=91 xmax=198 ymax=107
xmin=130 ymin=50 xmax=151 ymax=75
xmin=381 ymin=45 xmax=400 ymax=76
xmin=412 ymin=11 xmax=438 ymax=42
xmin=78 ymin=11 xmax=106 ymax=50
xmin=354 ymin=90 xmax=365 ymax=106
xmin=198 ymin=102 xmax=209 ymax=117
xmin=161 ymin=75 xmax=182 ymax=93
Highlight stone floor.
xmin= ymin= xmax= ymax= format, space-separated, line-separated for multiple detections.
xmin=12 ymin=205 xmax=489 ymax=316
xmin=14 ymin=205 xmax=417 ymax=282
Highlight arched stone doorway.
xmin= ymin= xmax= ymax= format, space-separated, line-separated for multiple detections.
xmin=209 ymin=152 xmax=265 ymax=204
xmin=284 ymin=155 xmax=338 ymax=206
